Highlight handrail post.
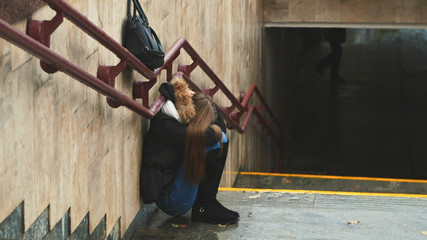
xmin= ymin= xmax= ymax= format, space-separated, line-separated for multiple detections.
xmin=27 ymin=11 xmax=64 ymax=73
xmin=133 ymin=79 xmax=157 ymax=108
xmin=97 ymin=60 xmax=127 ymax=108
xmin=178 ymin=60 xmax=198 ymax=77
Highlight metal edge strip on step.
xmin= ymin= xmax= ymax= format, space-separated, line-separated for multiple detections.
xmin=218 ymin=187 xmax=427 ymax=198
xmin=233 ymin=172 xmax=427 ymax=184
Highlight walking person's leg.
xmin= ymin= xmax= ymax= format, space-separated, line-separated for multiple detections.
xmin=329 ymin=41 xmax=343 ymax=96
xmin=330 ymin=41 xmax=343 ymax=83
xmin=316 ymin=51 xmax=333 ymax=75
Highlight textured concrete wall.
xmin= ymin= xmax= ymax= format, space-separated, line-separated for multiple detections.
xmin=0 ymin=0 xmax=267 ymax=238
xmin=0 ymin=0 xmax=141 ymax=237
xmin=263 ymin=0 xmax=427 ymax=25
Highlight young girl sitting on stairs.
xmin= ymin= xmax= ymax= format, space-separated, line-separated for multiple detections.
xmin=140 ymin=76 xmax=239 ymax=224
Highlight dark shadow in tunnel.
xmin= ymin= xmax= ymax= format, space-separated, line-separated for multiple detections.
xmin=264 ymin=27 xmax=427 ymax=179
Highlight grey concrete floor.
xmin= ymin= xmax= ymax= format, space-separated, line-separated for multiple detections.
xmin=131 ymin=190 xmax=427 ymax=240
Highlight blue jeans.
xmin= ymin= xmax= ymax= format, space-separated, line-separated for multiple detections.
xmin=156 ymin=132 xmax=228 ymax=216
xmin=156 ymin=163 xmax=198 ymax=216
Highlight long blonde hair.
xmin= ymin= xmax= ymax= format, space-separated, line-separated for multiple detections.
xmin=184 ymin=92 xmax=222 ymax=184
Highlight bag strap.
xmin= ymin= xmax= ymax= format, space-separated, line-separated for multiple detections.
xmin=127 ymin=0 xmax=139 ymax=19
xmin=129 ymin=0 xmax=149 ymax=24
xmin=146 ymin=26 xmax=164 ymax=52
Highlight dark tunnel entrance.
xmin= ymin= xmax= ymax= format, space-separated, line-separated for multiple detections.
xmin=264 ymin=27 xmax=427 ymax=180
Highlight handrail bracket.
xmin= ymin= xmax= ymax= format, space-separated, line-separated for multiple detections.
xmin=97 ymin=60 xmax=127 ymax=108
xmin=133 ymin=79 xmax=156 ymax=108
xmin=27 ymin=11 xmax=64 ymax=73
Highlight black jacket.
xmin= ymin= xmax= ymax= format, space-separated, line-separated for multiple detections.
xmin=140 ymin=109 xmax=225 ymax=204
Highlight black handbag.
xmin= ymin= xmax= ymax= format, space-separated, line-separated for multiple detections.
xmin=124 ymin=0 xmax=165 ymax=70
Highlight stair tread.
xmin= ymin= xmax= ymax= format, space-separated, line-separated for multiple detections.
xmin=233 ymin=172 xmax=427 ymax=195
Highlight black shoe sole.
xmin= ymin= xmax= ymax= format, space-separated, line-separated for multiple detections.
xmin=191 ymin=215 xmax=238 ymax=225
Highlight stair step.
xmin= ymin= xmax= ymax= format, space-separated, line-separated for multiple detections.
xmin=233 ymin=172 xmax=427 ymax=195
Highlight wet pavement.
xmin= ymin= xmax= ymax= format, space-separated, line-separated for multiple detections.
xmin=130 ymin=190 xmax=427 ymax=240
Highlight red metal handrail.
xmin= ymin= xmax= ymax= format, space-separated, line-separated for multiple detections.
xmin=0 ymin=0 xmax=285 ymax=171
xmin=0 ymin=18 xmax=163 ymax=118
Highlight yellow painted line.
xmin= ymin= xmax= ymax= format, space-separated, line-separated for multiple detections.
xmin=238 ymin=171 xmax=427 ymax=183
xmin=219 ymin=187 xmax=427 ymax=198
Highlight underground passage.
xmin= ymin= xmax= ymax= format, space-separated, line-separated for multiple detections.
xmin=265 ymin=27 xmax=427 ymax=180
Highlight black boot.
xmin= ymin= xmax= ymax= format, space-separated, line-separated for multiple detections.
xmin=214 ymin=199 xmax=239 ymax=218
xmin=209 ymin=143 xmax=239 ymax=218
xmin=191 ymin=201 xmax=238 ymax=224
xmin=192 ymin=142 xmax=239 ymax=223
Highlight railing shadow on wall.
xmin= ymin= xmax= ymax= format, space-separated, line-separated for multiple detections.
xmin=0 ymin=0 xmax=285 ymax=172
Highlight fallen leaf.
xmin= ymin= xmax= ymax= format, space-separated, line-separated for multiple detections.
xmin=353 ymin=185 xmax=360 ymax=189
xmin=284 ymin=180 xmax=291 ymax=184
xmin=248 ymin=195 xmax=261 ymax=199
xmin=172 ymin=223 xmax=187 ymax=228
xmin=347 ymin=220 xmax=360 ymax=225
xmin=218 ymin=224 xmax=227 ymax=228
xmin=421 ymin=231 xmax=427 ymax=235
